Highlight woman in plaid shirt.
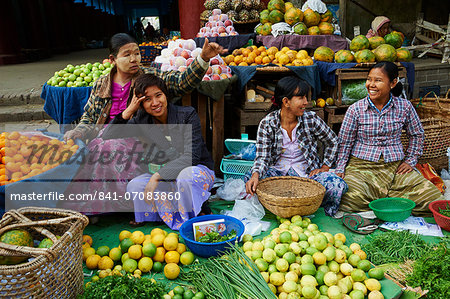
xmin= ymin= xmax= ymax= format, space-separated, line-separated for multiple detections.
xmin=62 ymin=33 xmax=225 ymax=216
xmin=245 ymin=77 xmax=348 ymax=216
xmin=336 ymin=62 xmax=444 ymax=215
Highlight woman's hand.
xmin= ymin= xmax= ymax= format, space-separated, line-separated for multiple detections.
xmin=309 ymin=165 xmax=330 ymax=177
xmin=122 ymin=95 xmax=146 ymax=120
xmin=200 ymin=38 xmax=227 ymax=62
xmin=245 ymin=172 xmax=260 ymax=196
xmin=63 ymin=129 xmax=83 ymax=142
xmin=335 ymin=172 xmax=345 ymax=179
xmin=396 ymin=162 xmax=413 ymax=175
xmin=144 ymin=172 xmax=161 ymax=206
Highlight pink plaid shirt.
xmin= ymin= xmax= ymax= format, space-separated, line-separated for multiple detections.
xmin=336 ymin=96 xmax=424 ymax=173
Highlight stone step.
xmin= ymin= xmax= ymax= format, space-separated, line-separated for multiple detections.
xmin=0 ymin=119 xmax=59 ymax=133
xmin=0 ymin=90 xmax=44 ymax=106
xmin=0 ymin=103 xmax=52 ymax=123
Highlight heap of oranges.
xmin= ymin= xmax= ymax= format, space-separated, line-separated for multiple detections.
xmin=0 ymin=132 xmax=78 ymax=185
xmin=139 ymin=37 xmax=178 ymax=47
xmin=223 ymin=46 xmax=314 ymax=67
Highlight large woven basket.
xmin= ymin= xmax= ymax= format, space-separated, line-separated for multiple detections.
xmin=410 ymin=90 xmax=450 ymax=120
xmin=256 ymin=176 xmax=325 ymax=218
xmin=401 ymin=118 xmax=450 ymax=171
xmin=0 ymin=207 xmax=88 ymax=298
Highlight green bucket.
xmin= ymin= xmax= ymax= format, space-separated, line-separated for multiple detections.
xmin=369 ymin=197 xmax=416 ymax=222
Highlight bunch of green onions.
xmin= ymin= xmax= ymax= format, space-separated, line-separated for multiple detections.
xmin=179 ymin=244 xmax=276 ymax=299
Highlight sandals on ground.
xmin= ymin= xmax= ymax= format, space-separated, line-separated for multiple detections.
xmin=342 ymin=214 xmax=384 ymax=234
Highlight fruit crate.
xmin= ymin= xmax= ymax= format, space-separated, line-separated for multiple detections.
xmin=139 ymin=46 xmax=166 ymax=64
xmin=220 ymin=136 xmax=255 ymax=181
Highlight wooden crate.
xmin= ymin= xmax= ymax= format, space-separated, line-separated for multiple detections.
xmin=334 ymin=65 xmax=407 ymax=106
xmin=325 ymin=105 xmax=349 ymax=132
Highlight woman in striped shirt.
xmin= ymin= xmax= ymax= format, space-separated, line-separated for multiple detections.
xmin=336 ymin=61 xmax=443 ymax=215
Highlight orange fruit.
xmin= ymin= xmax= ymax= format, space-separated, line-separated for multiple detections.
xmin=258 ymin=46 xmax=266 ymax=53
xmin=255 ymin=56 xmax=263 ymax=65
xmin=241 ymin=48 xmax=251 ymax=57
xmin=153 ymin=247 xmax=166 ymax=263
xmin=262 ymin=56 xmax=271 ymax=64
xmin=238 ymin=62 xmax=249 ymax=66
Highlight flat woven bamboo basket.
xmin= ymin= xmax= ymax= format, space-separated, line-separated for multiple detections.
xmin=410 ymin=90 xmax=450 ymax=119
xmin=256 ymin=66 xmax=291 ymax=73
xmin=401 ymin=118 xmax=450 ymax=171
xmin=0 ymin=207 xmax=88 ymax=298
xmin=256 ymin=176 xmax=325 ymax=218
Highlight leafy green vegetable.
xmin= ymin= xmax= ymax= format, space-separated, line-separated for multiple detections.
xmin=438 ymin=203 xmax=450 ymax=217
xmin=362 ymin=230 xmax=431 ymax=265
xmin=198 ymin=229 xmax=237 ymax=243
xmin=406 ymin=243 xmax=450 ymax=299
xmin=80 ymin=275 xmax=165 ymax=299
xmin=180 ymin=244 xmax=276 ymax=299
xmin=341 ymin=79 xmax=368 ymax=105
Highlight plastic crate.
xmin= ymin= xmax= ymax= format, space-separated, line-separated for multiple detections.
xmin=139 ymin=46 xmax=166 ymax=64
xmin=220 ymin=135 xmax=256 ymax=180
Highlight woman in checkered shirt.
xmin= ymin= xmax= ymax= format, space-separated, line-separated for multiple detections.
xmin=245 ymin=76 xmax=348 ymax=216
xmin=336 ymin=61 xmax=444 ymax=215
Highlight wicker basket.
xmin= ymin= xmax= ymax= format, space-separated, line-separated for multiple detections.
xmin=256 ymin=176 xmax=325 ymax=218
xmin=0 ymin=207 xmax=88 ymax=298
xmin=410 ymin=90 xmax=450 ymax=120
xmin=401 ymin=118 xmax=450 ymax=171
xmin=256 ymin=66 xmax=292 ymax=73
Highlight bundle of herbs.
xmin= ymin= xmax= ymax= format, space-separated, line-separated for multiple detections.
xmin=406 ymin=242 xmax=450 ymax=299
xmin=198 ymin=229 xmax=237 ymax=243
xmin=180 ymin=244 xmax=276 ymax=299
xmin=80 ymin=275 xmax=165 ymax=299
xmin=362 ymin=230 xmax=432 ymax=265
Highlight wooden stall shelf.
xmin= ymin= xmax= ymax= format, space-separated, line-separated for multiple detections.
xmin=325 ymin=105 xmax=350 ymax=132
xmin=182 ymin=92 xmax=224 ymax=174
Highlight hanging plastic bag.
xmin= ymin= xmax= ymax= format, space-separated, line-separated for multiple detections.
xmin=216 ymin=178 xmax=247 ymax=201
xmin=301 ymin=0 xmax=327 ymax=13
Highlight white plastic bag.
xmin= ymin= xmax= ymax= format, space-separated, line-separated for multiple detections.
xmin=227 ymin=195 xmax=265 ymax=220
xmin=302 ymin=0 xmax=327 ymax=13
xmin=223 ymin=195 xmax=270 ymax=237
xmin=271 ymin=22 xmax=293 ymax=37
xmin=216 ymin=178 xmax=246 ymax=201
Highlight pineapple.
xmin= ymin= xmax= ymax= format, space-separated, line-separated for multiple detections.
xmin=250 ymin=9 xmax=259 ymax=21
xmin=218 ymin=0 xmax=231 ymax=13
xmin=200 ymin=10 xmax=213 ymax=19
xmin=227 ymin=10 xmax=238 ymax=21
xmin=231 ymin=0 xmax=242 ymax=11
xmin=204 ymin=0 xmax=219 ymax=10
xmin=238 ymin=9 xmax=250 ymax=22
xmin=251 ymin=0 xmax=260 ymax=10
xmin=242 ymin=0 xmax=253 ymax=10
xmin=258 ymin=1 xmax=266 ymax=10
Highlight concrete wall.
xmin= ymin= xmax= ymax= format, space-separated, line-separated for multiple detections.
xmin=413 ymin=64 xmax=450 ymax=98
xmin=343 ymin=0 xmax=422 ymax=38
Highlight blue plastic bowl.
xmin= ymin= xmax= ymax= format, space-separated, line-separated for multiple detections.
xmin=179 ymin=214 xmax=245 ymax=258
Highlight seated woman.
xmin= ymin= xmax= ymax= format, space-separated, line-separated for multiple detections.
xmin=366 ymin=16 xmax=391 ymax=38
xmin=245 ymin=77 xmax=348 ymax=216
xmin=335 ymin=61 xmax=444 ymax=215
xmin=101 ymin=74 xmax=215 ymax=230
xmin=63 ymin=33 xmax=223 ymax=214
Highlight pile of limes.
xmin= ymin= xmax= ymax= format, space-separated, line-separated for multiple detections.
xmin=241 ymin=215 xmax=386 ymax=299
xmin=46 ymin=61 xmax=113 ymax=88
xmin=164 ymin=286 xmax=205 ymax=299
xmin=82 ymin=228 xmax=195 ymax=282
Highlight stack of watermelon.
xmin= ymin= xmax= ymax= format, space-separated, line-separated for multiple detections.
xmin=313 ymin=31 xmax=412 ymax=63
xmin=257 ymin=0 xmax=334 ymax=36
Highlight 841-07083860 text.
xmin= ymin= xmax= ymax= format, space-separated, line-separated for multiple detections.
xmin=9 ymin=191 xmax=181 ymax=201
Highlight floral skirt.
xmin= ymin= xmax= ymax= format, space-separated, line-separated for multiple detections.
xmin=127 ymin=165 xmax=215 ymax=230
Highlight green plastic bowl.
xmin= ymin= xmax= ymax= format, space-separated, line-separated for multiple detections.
xmin=369 ymin=197 xmax=416 ymax=222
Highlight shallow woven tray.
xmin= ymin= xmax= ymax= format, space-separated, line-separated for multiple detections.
xmin=256 ymin=176 xmax=325 ymax=218
xmin=256 ymin=66 xmax=291 ymax=73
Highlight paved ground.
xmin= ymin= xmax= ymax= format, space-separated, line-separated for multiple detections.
xmin=0 ymin=48 xmax=109 ymax=97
